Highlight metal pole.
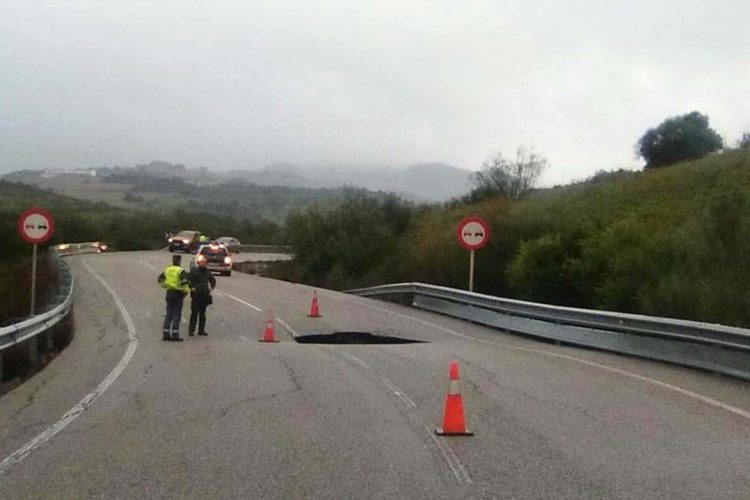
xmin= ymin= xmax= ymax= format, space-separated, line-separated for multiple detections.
xmin=469 ymin=249 xmax=475 ymax=292
xmin=30 ymin=243 xmax=38 ymax=316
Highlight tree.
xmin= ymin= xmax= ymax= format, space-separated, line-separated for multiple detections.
xmin=738 ymin=132 xmax=750 ymax=149
xmin=470 ymin=147 xmax=547 ymax=201
xmin=636 ymin=111 xmax=723 ymax=169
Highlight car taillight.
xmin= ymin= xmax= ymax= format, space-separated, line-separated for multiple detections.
xmin=224 ymin=257 xmax=232 ymax=264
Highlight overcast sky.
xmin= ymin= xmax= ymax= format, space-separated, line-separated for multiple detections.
xmin=1 ymin=1 xmax=748 ymax=186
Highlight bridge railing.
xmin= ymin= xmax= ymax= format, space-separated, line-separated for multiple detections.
xmin=347 ymin=283 xmax=750 ymax=382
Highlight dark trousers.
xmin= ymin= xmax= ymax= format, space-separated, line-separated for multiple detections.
xmin=189 ymin=295 xmax=210 ymax=334
xmin=163 ymin=291 xmax=185 ymax=337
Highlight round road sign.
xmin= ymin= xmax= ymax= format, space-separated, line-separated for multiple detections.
xmin=456 ymin=215 xmax=490 ymax=250
xmin=18 ymin=207 xmax=55 ymax=244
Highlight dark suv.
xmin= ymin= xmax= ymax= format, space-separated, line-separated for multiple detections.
xmin=168 ymin=230 xmax=201 ymax=253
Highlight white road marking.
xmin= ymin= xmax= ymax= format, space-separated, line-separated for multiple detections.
xmin=511 ymin=346 xmax=750 ymax=421
xmin=217 ymin=292 xmax=262 ymax=312
xmin=346 ymin=353 xmax=372 ymax=370
xmin=353 ymin=300 xmax=750 ymax=422
xmin=381 ymin=377 xmax=417 ymax=408
xmin=424 ymin=424 xmax=472 ymax=485
xmin=140 ymin=259 xmax=158 ymax=271
xmin=275 ymin=317 xmax=298 ymax=338
xmin=0 ymin=260 xmax=138 ymax=474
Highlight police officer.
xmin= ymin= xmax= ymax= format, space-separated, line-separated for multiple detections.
xmin=188 ymin=255 xmax=216 ymax=336
xmin=157 ymin=254 xmax=190 ymax=341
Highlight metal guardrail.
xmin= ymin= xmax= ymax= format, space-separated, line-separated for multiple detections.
xmin=55 ymin=242 xmax=108 ymax=255
xmin=347 ymin=283 xmax=750 ymax=382
xmin=237 ymin=244 xmax=293 ymax=254
xmin=0 ymin=251 xmax=75 ymax=352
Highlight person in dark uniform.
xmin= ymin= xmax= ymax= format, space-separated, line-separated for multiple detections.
xmin=188 ymin=255 xmax=216 ymax=336
xmin=157 ymin=254 xmax=190 ymax=341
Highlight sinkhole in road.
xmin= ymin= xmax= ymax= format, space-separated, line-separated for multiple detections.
xmin=294 ymin=331 xmax=426 ymax=345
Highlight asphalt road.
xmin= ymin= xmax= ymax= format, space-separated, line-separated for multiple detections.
xmin=1 ymin=251 xmax=750 ymax=498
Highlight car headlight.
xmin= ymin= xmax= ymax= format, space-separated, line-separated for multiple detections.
xmin=224 ymin=257 xmax=232 ymax=265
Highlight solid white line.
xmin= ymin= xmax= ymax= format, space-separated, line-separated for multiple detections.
xmin=511 ymin=346 xmax=750 ymax=421
xmin=218 ymin=292 xmax=261 ymax=312
xmin=424 ymin=424 xmax=472 ymax=485
xmin=276 ymin=317 xmax=298 ymax=338
xmin=381 ymin=377 xmax=417 ymax=408
xmin=0 ymin=260 xmax=138 ymax=474
xmin=353 ymin=300 xmax=750 ymax=422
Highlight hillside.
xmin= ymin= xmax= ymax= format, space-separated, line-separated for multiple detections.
xmin=3 ymin=166 xmax=351 ymax=223
xmin=281 ymin=148 xmax=750 ymax=328
xmin=2 ymin=161 xmax=471 ymax=215
xmin=2 ymin=160 xmax=466 ymax=221
xmin=416 ymin=149 xmax=750 ymax=325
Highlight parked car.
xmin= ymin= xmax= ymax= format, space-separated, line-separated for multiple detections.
xmin=215 ymin=236 xmax=241 ymax=253
xmin=190 ymin=243 xmax=233 ymax=276
xmin=169 ymin=230 xmax=201 ymax=253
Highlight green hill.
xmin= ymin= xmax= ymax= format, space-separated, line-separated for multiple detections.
xmin=405 ymin=149 xmax=750 ymax=326
xmin=282 ymin=148 xmax=750 ymax=328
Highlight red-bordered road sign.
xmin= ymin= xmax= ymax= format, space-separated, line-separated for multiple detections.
xmin=18 ymin=207 xmax=55 ymax=244
xmin=456 ymin=215 xmax=490 ymax=251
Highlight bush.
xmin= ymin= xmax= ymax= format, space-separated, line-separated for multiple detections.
xmin=642 ymin=190 xmax=750 ymax=326
xmin=637 ymin=111 xmax=723 ymax=169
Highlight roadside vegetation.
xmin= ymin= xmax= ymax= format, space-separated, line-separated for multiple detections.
xmin=4 ymin=112 xmax=750 ymax=328
xmin=279 ymin=147 xmax=750 ymax=328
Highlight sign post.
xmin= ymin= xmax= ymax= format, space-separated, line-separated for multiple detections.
xmin=17 ymin=208 xmax=55 ymax=316
xmin=456 ymin=215 xmax=490 ymax=292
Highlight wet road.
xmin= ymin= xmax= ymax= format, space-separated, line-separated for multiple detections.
xmin=2 ymin=251 xmax=750 ymax=498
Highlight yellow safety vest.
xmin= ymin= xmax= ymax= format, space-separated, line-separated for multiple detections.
xmin=161 ymin=265 xmax=189 ymax=292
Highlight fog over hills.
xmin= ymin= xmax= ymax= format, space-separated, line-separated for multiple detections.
xmin=225 ymin=162 xmax=473 ymax=201
xmin=5 ymin=161 xmax=474 ymax=202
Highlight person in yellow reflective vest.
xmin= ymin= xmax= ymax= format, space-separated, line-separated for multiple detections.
xmin=157 ymin=254 xmax=190 ymax=341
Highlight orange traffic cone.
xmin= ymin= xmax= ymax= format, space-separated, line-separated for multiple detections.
xmin=435 ymin=361 xmax=473 ymax=436
xmin=258 ymin=309 xmax=279 ymax=343
xmin=307 ymin=291 xmax=322 ymax=318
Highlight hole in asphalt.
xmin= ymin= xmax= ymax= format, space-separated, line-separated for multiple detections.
xmin=294 ymin=331 xmax=426 ymax=345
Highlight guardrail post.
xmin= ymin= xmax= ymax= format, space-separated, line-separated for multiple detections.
xmin=44 ymin=330 xmax=54 ymax=351
xmin=26 ymin=336 xmax=39 ymax=368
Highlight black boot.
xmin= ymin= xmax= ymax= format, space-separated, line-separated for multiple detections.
xmin=171 ymin=333 xmax=184 ymax=342
xmin=198 ymin=331 xmax=208 ymax=336
xmin=163 ymin=331 xmax=171 ymax=341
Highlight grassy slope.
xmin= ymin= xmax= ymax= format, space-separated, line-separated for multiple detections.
xmin=400 ymin=149 xmax=750 ymax=326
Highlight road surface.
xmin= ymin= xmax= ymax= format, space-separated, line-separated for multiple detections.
xmin=1 ymin=251 xmax=749 ymax=498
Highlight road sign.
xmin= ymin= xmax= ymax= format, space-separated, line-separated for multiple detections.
xmin=18 ymin=207 xmax=55 ymax=244
xmin=456 ymin=216 xmax=490 ymax=251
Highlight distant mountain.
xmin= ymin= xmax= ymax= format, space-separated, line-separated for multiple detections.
xmin=225 ymin=162 xmax=473 ymax=201
xmin=2 ymin=160 xmax=474 ymax=206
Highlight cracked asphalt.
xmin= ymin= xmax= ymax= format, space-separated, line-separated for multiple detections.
xmin=1 ymin=251 xmax=750 ymax=499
